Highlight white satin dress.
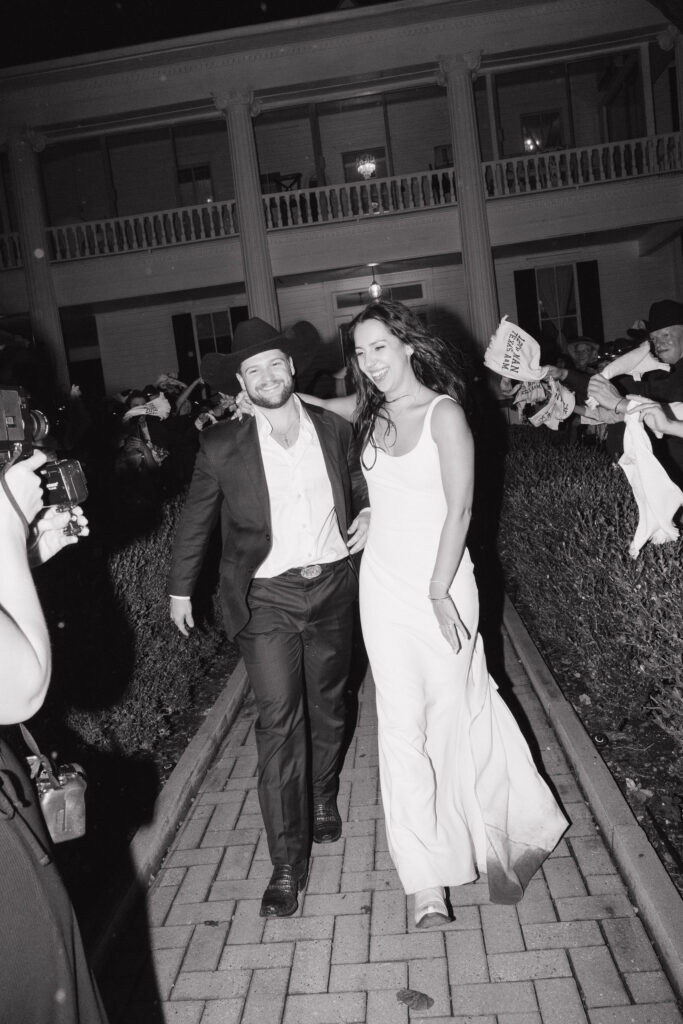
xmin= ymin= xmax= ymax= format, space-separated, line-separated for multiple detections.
xmin=359 ymin=395 xmax=567 ymax=900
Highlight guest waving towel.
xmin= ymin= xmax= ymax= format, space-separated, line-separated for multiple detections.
xmin=619 ymin=400 xmax=683 ymax=558
xmin=486 ymin=317 xmax=575 ymax=429
xmin=601 ymin=340 xmax=669 ymax=382
xmin=484 ymin=316 xmax=549 ymax=381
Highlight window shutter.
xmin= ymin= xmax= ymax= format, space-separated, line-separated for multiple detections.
xmin=513 ymin=269 xmax=540 ymax=339
xmin=576 ymin=260 xmax=604 ymax=342
xmin=172 ymin=314 xmax=198 ymax=383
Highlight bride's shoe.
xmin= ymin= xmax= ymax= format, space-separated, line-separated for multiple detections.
xmin=414 ymin=886 xmax=449 ymax=928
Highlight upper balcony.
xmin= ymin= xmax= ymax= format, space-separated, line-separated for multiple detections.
xmin=0 ymin=131 xmax=681 ymax=280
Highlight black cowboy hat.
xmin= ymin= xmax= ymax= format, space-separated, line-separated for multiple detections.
xmin=644 ymin=299 xmax=683 ymax=334
xmin=200 ymin=317 xmax=320 ymax=394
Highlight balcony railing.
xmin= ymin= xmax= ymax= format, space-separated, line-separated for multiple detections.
xmin=45 ymin=199 xmax=239 ymax=263
xmin=483 ymin=131 xmax=681 ymax=198
xmin=0 ymin=133 xmax=679 ymax=271
xmin=262 ymin=168 xmax=456 ymax=229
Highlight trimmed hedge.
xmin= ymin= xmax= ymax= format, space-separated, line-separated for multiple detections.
xmin=497 ymin=427 xmax=683 ymax=768
xmin=33 ymin=492 xmax=231 ymax=759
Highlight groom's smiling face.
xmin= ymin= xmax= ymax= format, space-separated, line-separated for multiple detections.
xmin=237 ymin=349 xmax=296 ymax=409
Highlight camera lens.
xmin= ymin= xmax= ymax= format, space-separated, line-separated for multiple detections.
xmin=29 ymin=409 xmax=50 ymax=442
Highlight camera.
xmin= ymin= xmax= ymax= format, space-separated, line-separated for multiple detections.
xmin=0 ymin=386 xmax=88 ymax=523
xmin=26 ymin=753 xmax=87 ymax=844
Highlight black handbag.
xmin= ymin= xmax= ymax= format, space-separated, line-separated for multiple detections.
xmin=21 ymin=725 xmax=87 ymax=844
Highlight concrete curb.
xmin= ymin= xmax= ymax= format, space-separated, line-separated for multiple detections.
xmin=503 ymin=594 xmax=683 ymax=1005
xmin=90 ymin=658 xmax=250 ymax=973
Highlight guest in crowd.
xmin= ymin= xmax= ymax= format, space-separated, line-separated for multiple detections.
xmin=588 ymin=299 xmax=683 ymax=486
xmin=0 ymin=451 xmax=104 ymax=1023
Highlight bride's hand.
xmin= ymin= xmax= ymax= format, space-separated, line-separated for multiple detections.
xmin=431 ymin=596 xmax=470 ymax=653
xmin=233 ymin=390 xmax=255 ymax=421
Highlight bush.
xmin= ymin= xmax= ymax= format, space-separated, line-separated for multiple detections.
xmin=497 ymin=427 xmax=683 ymax=763
xmin=33 ymin=491 xmax=231 ymax=759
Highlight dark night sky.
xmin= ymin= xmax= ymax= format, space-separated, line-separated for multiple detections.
xmin=1 ymin=0 xmax=381 ymax=69
xmin=2 ymin=1 xmax=679 ymax=71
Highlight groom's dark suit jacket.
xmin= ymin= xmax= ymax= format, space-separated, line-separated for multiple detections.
xmin=168 ymin=402 xmax=368 ymax=641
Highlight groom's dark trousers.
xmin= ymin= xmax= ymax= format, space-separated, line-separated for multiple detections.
xmin=168 ymin=403 xmax=367 ymax=871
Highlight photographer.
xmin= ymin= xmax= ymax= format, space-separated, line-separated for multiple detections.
xmin=0 ymin=452 xmax=108 ymax=1023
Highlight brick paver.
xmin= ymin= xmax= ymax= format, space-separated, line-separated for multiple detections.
xmin=99 ymin=630 xmax=683 ymax=1023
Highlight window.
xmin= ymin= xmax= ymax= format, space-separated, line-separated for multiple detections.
xmin=521 ymin=111 xmax=563 ymax=153
xmin=514 ymin=260 xmax=603 ymax=364
xmin=433 ymin=145 xmax=453 ymax=168
xmin=194 ymin=311 xmax=230 ymax=360
xmin=178 ymin=164 xmax=214 ymax=205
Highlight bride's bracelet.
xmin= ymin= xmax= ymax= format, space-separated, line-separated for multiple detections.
xmin=428 ymin=595 xmax=450 ymax=601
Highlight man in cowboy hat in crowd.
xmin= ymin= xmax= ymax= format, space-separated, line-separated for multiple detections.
xmin=588 ymin=299 xmax=683 ymax=486
xmin=168 ymin=317 xmax=370 ymax=917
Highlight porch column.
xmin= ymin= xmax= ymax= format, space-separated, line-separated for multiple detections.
xmin=8 ymin=130 xmax=70 ymax=393
xmin=439 ymin=55 xmax=499 ymax=351
xmin=214 ymin=92 xmax=280 ymax=330
xmin=675 ymin=29 xmax=683 ymax=136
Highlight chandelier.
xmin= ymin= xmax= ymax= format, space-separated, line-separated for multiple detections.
xmin=368 ymin=263 xmax=382 ymax=301
xmin=356 ymin=154 xmax=376 ymax=179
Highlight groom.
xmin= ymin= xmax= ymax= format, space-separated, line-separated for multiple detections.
xmin=168 ymin=317 xmax=369 ymax=916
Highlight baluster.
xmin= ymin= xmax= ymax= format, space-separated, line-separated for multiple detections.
xmin=568 ymin=151 xmax=577 ymax=184
xmin=613 ymin=145 xmax=622 ymax=178
xmin=636 ymin=141 xmax=645 ymax=175
xmin=558 ymin=153 xmax=568 ymax=186
xmin=199 ymin=206 xmax=209 ymax=238
xmin=388 ymin=179 xmax=399 ymax=210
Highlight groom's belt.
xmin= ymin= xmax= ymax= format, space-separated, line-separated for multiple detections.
xmin=279 ymin=558 xmax=347 ymax=580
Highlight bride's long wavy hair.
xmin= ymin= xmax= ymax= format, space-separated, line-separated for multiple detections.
xmin=345 ymin=299 xmax=471 ymax=460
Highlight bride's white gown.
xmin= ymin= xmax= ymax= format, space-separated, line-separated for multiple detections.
xmin=359 ymin=395 xmax=568 ymax=900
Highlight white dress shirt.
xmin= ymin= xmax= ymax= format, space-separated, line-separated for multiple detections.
xmin=253 ymin=397 xmax=349 ymax=577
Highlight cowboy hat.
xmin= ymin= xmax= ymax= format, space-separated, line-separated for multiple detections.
xmin=566 ymin=336 xmax=600 ymax=353
xmin=644 ymin=299 xmax=683 ymax=334
xmin=200 ymin=317 xmax=320 ymax=394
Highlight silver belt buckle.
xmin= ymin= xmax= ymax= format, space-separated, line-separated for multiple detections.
xmin=300 ymin=564 xmax=322 ymax=579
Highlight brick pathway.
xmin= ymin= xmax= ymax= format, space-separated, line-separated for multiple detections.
xmin=99 ymin=629 xmax=683 ymax=1023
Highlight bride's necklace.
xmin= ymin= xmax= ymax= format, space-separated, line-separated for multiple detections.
xmin=385 ymin=383 xmax=425 ymax=417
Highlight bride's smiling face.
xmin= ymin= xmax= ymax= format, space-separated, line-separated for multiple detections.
xmin=353 ymin=319 xmax=414 ymax=395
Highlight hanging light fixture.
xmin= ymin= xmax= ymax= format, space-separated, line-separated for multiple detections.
xmin=356 ymin=153 xmax=377 ymax=179
xmin=368 ymin=263 xmax=382 ymax=301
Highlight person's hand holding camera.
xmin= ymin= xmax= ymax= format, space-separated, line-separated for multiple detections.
xmin=1 ymin=450 xmax=48 ymax=535
xmin=28 ymin=505 xmax=89 ymax=567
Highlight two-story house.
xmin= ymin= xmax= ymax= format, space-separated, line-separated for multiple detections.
xmin=0 ymin=0 xmax=681 ymax=398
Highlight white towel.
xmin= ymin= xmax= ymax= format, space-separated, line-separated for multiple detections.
xmin=601 ymin=340 xmax=669 ymax=382
xmin=513 ymin=379 xmax=576 ymax=431
xmin=619 ymin=401 xmax=683 ymax=558
xmin=484 ymin=316 xmax=549 ymax=382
